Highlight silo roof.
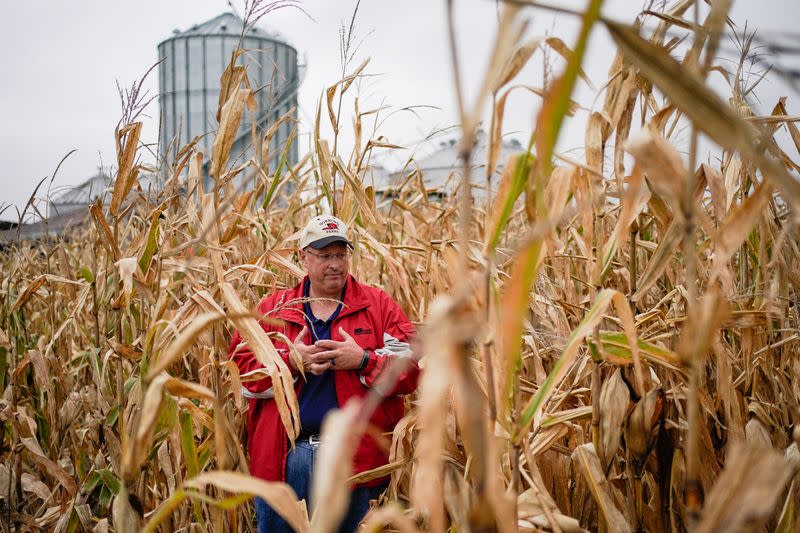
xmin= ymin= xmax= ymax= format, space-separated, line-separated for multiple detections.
xmin=388 ymin=130 xmax=523 ymax=189
xmin=50 ymin=171 xmax=111 ymax=206
xmin=168 ymin=12 xmax=285 ymax=42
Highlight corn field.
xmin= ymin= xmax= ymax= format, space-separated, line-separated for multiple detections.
xmin=1 ymin=1 xmax=799 ymax=531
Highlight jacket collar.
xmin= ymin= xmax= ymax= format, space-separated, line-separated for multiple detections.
xmin=275 ymin=274 xmax=370 ymax=326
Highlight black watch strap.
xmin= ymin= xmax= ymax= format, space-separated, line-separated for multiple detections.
xmin=357 ymin=349 xmax=370 ymax=372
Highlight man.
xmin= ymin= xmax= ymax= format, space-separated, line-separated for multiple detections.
xmin=229 ymin=214 xmax=420 ymax=533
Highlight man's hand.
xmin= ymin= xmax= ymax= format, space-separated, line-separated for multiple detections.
xmin=311 ymin=327 xmax=364 ymax=370
xmin=292 ymin=326 xmax=330 ymax=375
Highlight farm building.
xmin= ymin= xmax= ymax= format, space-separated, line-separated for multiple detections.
xmin=374 ymin=129 xmax=523 ymax=203
xmin=158 ymin=12 xmax=300 ymax=192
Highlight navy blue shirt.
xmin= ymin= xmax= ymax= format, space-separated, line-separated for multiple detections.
xmin=297 ymin=279 xmax=343 ymax=437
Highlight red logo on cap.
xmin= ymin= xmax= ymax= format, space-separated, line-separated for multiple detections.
xmin=323 ymin=222 xmax=339 ymax=231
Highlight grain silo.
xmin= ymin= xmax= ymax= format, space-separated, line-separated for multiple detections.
xmin=157 ymin=12 xmax=298 ymax=188
xmin=373 ymin=130 xmax=523 ymax=204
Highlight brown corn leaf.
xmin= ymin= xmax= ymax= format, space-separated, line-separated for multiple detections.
xmin=177 ymin=398 xmax=214 ymax=432
xmin=108 ymin=340 xmax=142 ymax=362
xmin=679 ymin=287 xmax=730 ymax=365
xmin=488 ymin=89 xmax=513 ymax=179
xmin=322 ymin=58 xmax=371 ymax=137
xmin=626 ymin=127 xmax=686 ymax=213
xmin=221 ymin=282 xmax=300 ymax=443
xmin=723 ymin=158 xmax=742 ymax=212
xmin=147 ymin=312 xmax=226 ymax=380
xmin=520 ymin=514 xmax=586 ymax=533
xmin=571 ymin=443 xmax=632 ymax=533
xmin=115 ymin=257 xmax=138 ymax=302
xmin=601 ymin=53 xmax=638 ymax=141
xmin=709 ymin=181 xmax=774 ymax=283
xmin=596 ymin=165 xmax=649 ymax=284
xmin=262 ymin=108 xmax=296 ymax=169
xmin=164 ymin=377 xmax=216 ymax=403
xmin=189 ymin=472 xmax=309 ymax=533
xmin=342 ymin=57 xmax=370 ymax=94
xmin=774 ymin=485 xmax=797 ymax=533
xmin=210 ymin=87 xmax=250 ymax=178
xmin=11 ymin=275 xmax=46 ymax=312
xmin=443 ymin=467 xmax=470 ymax=531
xmin=121 ymin=373 xmax=168 ymax=479
xmin=518 ymin=483 xmax=588 ymax=533
xmin=21 ymin=473 xmax=51 ymax=502
xmin=269 ymin=331 xmax=305 ymax=381
xmin=316 ymin=138 xmax=334 ymax=200
xmin=89 ymin=201 xmax=121 ymax=260
xmin=365 ymin=138 xmax=404 ymax=151
xmin=222 ymin=359 xmax=245 ymax=408
xmin=216 ymin=52 xmax=247 ymax=121
xmin=704 ymin=163 xmax=728 ymax=225
xmin=73 ymin=503 xmax=95 ymax=531
xmin=598 ymin=369 xmax=630 ymax=472
xmin=187 ymin=150 xmax=204 ymax=199
xmin=333 ymin=156 xmax=378 ymax=226
xmin=265 ymin=249 xmax=307 ymax=280
xmin=785 ymin=442 xmax=800 ymax=475
xmin=326 ymin=85 xmax=338 ymax=134
xmin=631 ymin=220 xmax=681 ymax=302
xmin=606 ymin=19 xmax=800 ymax=205
xmin=775 ymin=98 xmax=800 ymax=153
xmin=529 ymin=425 xmax=568 ymax=457
xmin=110 ymin=122 xmax=143 ymax=216
xmin=347 ymin=461 xmax=404 ymax=485
xmin=543 ymin=36 xmax=592 ymax=87
xmin=20 ymin=437 xmax=77 ymax=497
xmin=585 ymin=111 xmax=606 ymax=176
xmin=492 ymin=37 xmax=544 ymax=92
xmin=695 ymin=443 xmax=792 ymax=533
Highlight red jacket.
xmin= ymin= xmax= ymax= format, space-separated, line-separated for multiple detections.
xmin=229 ymin=275 xmax=419 ymax=486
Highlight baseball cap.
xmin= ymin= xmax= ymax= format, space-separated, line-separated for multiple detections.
xmin=299 ymin=215 xmax=352 ymax=249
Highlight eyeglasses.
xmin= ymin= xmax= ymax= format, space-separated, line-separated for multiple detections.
xmin=305 ymin=249 xmax=351 ymax=263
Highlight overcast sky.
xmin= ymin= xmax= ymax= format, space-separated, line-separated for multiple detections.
xmin=0 ymin=0 xmax=798 ymax=218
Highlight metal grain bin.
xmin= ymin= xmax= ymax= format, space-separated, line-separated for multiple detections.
xmin=158 ymin=12 xmax=298 ymax=188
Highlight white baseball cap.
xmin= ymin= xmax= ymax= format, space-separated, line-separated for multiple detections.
xmin=299 ymin=215 xmax=352 ymax=249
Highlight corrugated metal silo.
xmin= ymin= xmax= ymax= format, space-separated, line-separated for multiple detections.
xmin=157 ymin=12 xmax=298 ymax=189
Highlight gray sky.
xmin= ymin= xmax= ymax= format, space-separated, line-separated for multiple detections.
xmin=0 ymin=0 xmax=797 ymax=218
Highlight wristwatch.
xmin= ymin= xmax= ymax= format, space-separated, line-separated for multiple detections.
xmin=357 ymin=349 xmax=370 ymax=372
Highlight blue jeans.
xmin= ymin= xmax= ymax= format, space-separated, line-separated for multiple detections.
xmin=255 ymin=440 xmax=387 ymax=533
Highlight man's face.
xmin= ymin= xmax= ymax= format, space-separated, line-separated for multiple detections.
xmin=299 ymin=242 xmax=350 ymax=296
